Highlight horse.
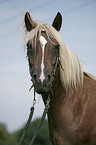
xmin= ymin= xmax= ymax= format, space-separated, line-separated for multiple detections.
xmin=23 ymin=11 xmax=96 ymax=145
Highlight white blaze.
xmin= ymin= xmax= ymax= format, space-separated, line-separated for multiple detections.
xmin=39 ymin=36 xmax=47 ymax=83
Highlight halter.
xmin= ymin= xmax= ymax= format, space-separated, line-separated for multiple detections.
xmin=18 ymin=55 xmax=63 ymax=145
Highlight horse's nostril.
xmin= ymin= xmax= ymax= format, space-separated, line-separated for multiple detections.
xmin=47 ymin=74 xmax=51 ymax=82
xmin=33 ymin=74 xmax=37 ymax=81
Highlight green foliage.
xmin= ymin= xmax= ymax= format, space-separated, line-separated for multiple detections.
xmin=0 ymin=119 xmax=51 ymax=145
xmin=0 ymin=123 xmax=17 ymax=145
xmin=15 ymin=118 xmax=52 ymax=145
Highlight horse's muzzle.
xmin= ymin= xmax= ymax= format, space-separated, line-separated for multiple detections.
xmin=31 ymin=73 xmax=52 ymax=94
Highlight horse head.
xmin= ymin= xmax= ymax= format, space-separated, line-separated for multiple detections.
xmin=24 ymin=12 xmax=62 ymax=94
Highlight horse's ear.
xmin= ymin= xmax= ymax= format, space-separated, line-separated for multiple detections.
xmin=52 ymin=12 xmax=62 ymax=31
xmin=24 ymin=11 xmax=36 ymax=31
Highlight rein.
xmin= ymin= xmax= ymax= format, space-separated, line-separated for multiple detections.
xmin=29 ymin=94 xmax=50 ymax=145
xmin=18 ymin=56 xmax=63 ymax=145
xmin=18 ymin=88 xmax=50 ymax=145
xmin=18 ymin=87 xmax=36 ymax=145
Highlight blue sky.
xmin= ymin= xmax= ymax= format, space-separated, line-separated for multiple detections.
xmin=0 ymin=0 xmax=96 ymax=132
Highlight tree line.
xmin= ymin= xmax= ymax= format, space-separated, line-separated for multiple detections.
xmin=0 ymin=119 xmax=52 ymax=145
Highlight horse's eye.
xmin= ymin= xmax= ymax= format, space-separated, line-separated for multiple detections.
xmin=54 ymin=44 xmax=59 ymax=52
xmin=27 ymin=41 xmax=33 ymax=50
xmin=27 ymin=46 xmax=33 ymax=51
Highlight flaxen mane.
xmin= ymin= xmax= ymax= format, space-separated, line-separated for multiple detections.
xmin=23 ymin=14 xmax=83 ymax=89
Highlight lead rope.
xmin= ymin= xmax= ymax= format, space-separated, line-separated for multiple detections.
xmin=18 ymin=88 xmax=50 ymax=145
xmin=18 ymin=86 xmax=36 ymax=145
xmin=29 ymin=94 xmax=50 ymax=145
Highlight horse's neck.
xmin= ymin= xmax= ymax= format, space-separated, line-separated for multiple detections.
xmin=42 ymin=67 xmax=66 ymax=105
xmin=41 ymin=67 xmax=82 ymax=118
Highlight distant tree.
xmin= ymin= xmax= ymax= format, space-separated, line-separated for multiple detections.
xmin=0 ymin=123 xmax=17 ymax=145
xmin=15 ymin=118 xmax=52 ymax=145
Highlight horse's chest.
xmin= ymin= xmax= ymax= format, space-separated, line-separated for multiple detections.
xmin=48 ymin=106 xmax=74 ymax=144
xmin=48 ymin=112 xmax=83 ymax=145
xmin=48 ymin=99 xmax=96 ymax=145
xmin=48 ymin=98 xmax=83 ymax=145
xmin=48 ymin=113 xmax=73 ymax=145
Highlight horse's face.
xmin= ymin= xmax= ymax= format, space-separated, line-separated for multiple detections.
xmin=25 ymin=12 xmax=62 ymax=94
xmin=27 ymin=31 xmax=59 ymax=94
